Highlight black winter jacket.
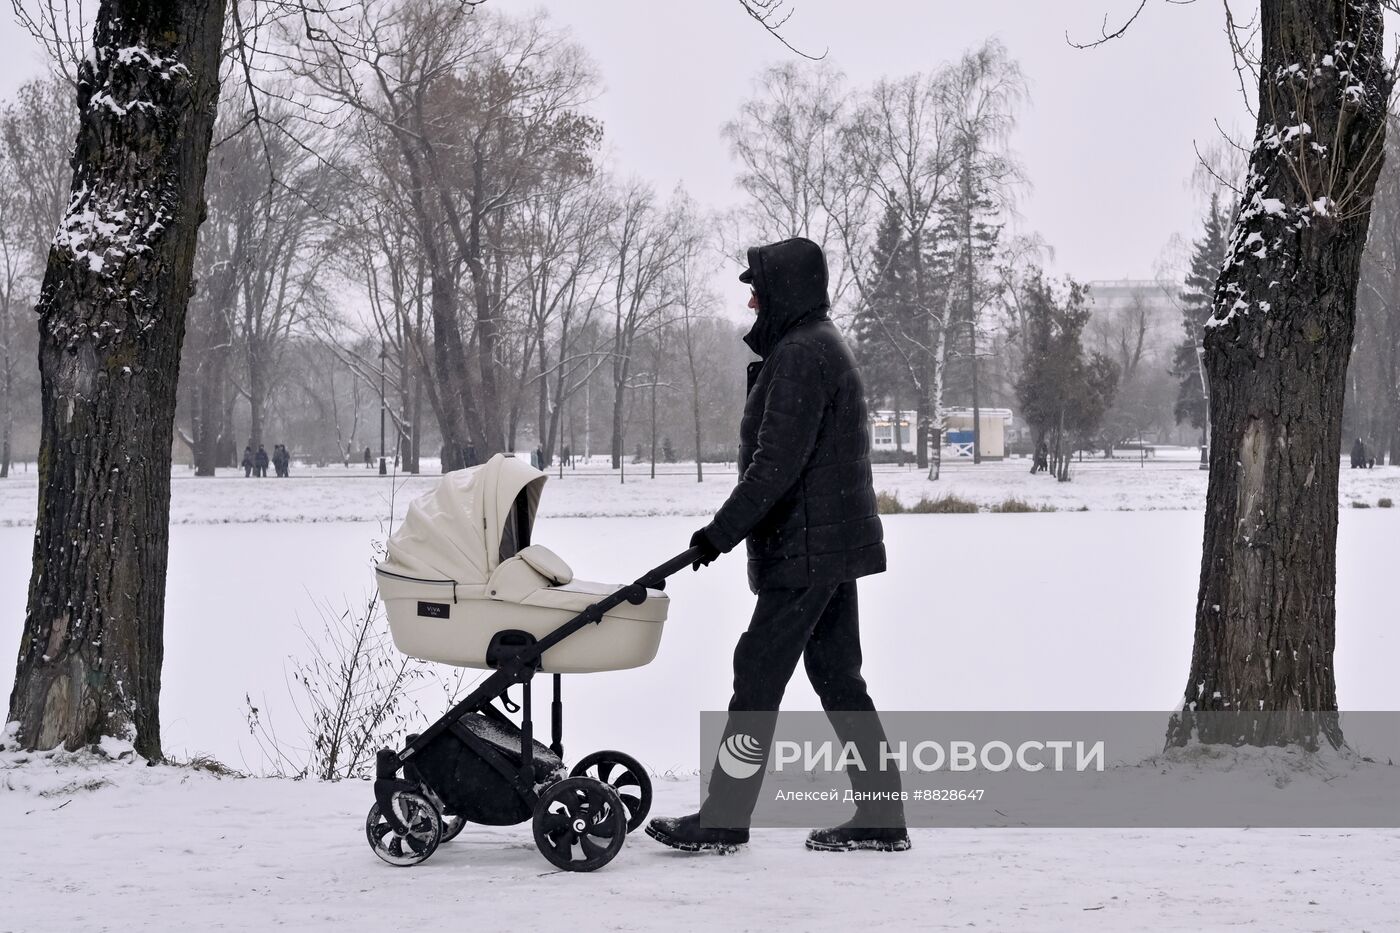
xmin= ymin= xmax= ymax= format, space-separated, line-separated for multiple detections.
xmin=704 ymin=237 xmax=886 ymax=592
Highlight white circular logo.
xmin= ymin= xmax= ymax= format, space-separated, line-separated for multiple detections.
xmin=716 ymin=733 xmax=766 ymax=779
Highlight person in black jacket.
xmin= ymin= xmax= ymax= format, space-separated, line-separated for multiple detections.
xmin=647 ymin=237 xmax=908 ymax=855
xmin=254 ymin=444 xmax=270 ymax=478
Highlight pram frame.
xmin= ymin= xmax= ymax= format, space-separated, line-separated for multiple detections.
xmin=373 ymin=543 xmax=704 ymax=839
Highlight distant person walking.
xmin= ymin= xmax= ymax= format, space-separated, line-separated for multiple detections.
xmin=1351 ymin=437 xmax=1367 ymax=469
xmin=364 ymin=445 xmax=373 ymax=469
xmin=1031 ymin=440 xmax=1049 ymax=475
xmin=562 ymin=444 xmax=572 ymax=468
xmin=254 ymin=445 xmax=270 ymax=478
xmin=241 ymin=446 xmax=254 ymax=478
xmin=273 ymin=444 xmax=290 ymax=478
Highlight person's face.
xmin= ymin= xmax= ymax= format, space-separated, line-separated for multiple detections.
xmin=748 ymin=288 xmax=759 ymax=314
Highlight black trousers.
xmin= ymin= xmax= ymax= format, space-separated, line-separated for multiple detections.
xmin=699 ymin=580 xmax=902 ymax=827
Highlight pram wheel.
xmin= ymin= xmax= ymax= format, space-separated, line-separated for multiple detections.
xmin=532 ymin=777 xmax=627 ymax=872
xmin=570 ymin=751 xmax=652 ymax=833
xmin=365 ymin=791 xmax=442 ymax=867
xmin=440 ymin=813 xmax=467 ymax=843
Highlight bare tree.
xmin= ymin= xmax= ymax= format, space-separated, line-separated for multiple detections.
xmin=296 ymin=1 xmax=599 ymax=466
xmin=232 ymin=118 xmax=340 ymax=450
xmin=0 ymin=167 xmax=22 ymax=478
xmin=606 ymin=181 xmax=680 ymax=470
xmin=841 ymin=70 xmax=957 ymax=478
xmin=673 ymin=192 xmax=720 ymax=481
xmin=505 ymin=171 xmax=613 ymax=464
xmin=0 ymin=76 xmax=77 ymax=478
xmin=940 ymin=39 xmax=1027 ymax=465
xmin=723 ymin=62 xmax=849 ymax=290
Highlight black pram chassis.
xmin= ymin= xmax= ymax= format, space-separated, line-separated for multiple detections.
xmin=367 ymin=545 xmax=703 ymax=873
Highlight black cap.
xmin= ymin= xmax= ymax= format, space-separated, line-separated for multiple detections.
xmin=739 ymin=266 xmax=754 ymax=284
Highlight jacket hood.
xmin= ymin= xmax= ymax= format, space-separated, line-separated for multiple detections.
xmin=741 ymin=237 xmax=830 ymax=358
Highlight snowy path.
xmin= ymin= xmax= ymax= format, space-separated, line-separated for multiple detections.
xmin=3 ymin=758 xmax=1397 ymax=933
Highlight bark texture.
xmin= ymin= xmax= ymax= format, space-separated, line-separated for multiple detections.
xmin=7 ymin=0 xmax=226 ymax=758
xmin=1169 ymin=0 xmax=1391 ymax=748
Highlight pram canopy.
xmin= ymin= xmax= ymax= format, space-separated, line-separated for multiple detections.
xmin=376 ymin=454 xmax=668 ymax=673
xmin=382 ymin=453 xmax=546 ymax=583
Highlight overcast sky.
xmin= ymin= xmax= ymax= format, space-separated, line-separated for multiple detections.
xmin=531 ymin=0 xmax=1253 ymax=283
xmin=0 ymin=2 xmax=1321 ymax=284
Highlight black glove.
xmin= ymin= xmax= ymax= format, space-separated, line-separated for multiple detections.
xmin=689 ymin=527 xmax=721 ymax=571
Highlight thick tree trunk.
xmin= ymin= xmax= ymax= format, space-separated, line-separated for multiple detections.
xmin=390 ymin=137 xmax=478 ymax=473
xmin=8 ymin=0 xmax=225 ymax=758
xmin=220 ymin=370 xmax=237 ymax=467
xmin=1167 ymin=0 xmax=1390 ymax=749
xmin=188 ymin=294 xmax=229 ymax=476
xmin=428 ymin=267 xmax=476 ymax=472
xmin=246 ymin=336 xmax=266 ymax=449
xmin=190 ymin=342 xmax=226 ymax=476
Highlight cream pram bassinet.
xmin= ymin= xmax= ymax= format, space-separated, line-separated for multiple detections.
xmin=375 ymin=454 xmax=669 ymax=674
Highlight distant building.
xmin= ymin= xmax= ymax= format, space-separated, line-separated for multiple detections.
xmin=944 ymin=407 xmax=1012 ymax=460
xmin=1084 ymin=278 xmax=1180 ymax=366
xmin=869 ymin=408 xmax=1013 ymax=460
xmin=870 ymin=411 xmax=913 ymax=453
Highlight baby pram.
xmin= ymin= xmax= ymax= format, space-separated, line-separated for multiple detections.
xmin=367 ymin=454 xmax=700 ymax=872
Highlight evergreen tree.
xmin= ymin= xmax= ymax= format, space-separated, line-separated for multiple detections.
xmin=852 ymin=205 xmax=920 ymax=449
xmin=1171 ymin=194 xmax=1230 ymax=430
xmin=1014 ymin=272 xmax=1120 ymax=480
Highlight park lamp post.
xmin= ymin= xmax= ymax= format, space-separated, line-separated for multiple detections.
xmin=379 ymin=343 xmax=388 ymax=476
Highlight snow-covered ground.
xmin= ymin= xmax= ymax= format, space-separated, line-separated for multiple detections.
xmin=2 ymin=454 xmax=1399 ymax=526
xmin=3 ymin=744 xmax=1398 ymax=933
xmin=2 ymin=466 xmax=1398 ymax=930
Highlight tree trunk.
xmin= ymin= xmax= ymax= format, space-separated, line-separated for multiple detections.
xmin=246 ymin=334 xmax=265 ymax=449
xmin=926 ymin=296 xmax=947 ymax=481
xmin=1167 ymin=0 xmax=1390 ymax=749
xmin=0 ymin=310 xmax=11 ymax=479
xmin=964 ymin=148 xmax=982 ymax=467
xmin=611 ymin=384 xmax=626 ymax=471
xmin=611 ymin=347 xmax=628 ymax=470
xmin=190 ymin=342 xmax=226 ymax=476
xmin=690 ymin=356 xmax=704 ymax=483
xmin=189 ymin=294 xmax=229 ymax=476
xmin=8 ymin=0 xmax=225 ymax=758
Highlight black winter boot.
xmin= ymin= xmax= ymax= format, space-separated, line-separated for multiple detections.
xmin=646 ymin=813 xmax=749 ymax=854
xmin=805 ymin=817 xmax=911 ymax=852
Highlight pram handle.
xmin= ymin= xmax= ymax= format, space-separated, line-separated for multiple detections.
xmin=634 ymin=545 xmax=708 ymax=590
